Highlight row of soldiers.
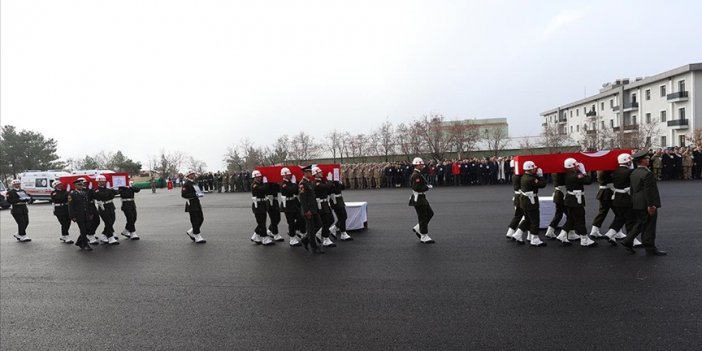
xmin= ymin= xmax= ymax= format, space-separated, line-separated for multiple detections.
xmin=505 ymin=150 xmax=666 ymax=255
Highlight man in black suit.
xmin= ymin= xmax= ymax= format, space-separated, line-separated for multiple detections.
xmin=622 ymin=150 xmax=666 ymax=256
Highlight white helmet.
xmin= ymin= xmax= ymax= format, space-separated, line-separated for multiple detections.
xmin=412 ymin=157 xmax=424 ymax=165
xmin=312 ymin=166 xmax=322 ymax=175
xmin=523 ymin=161 xmax=536 ymax=171
xmin=11 ymin=179 xmax=21 ymax=186
xmin=96 ymin=175 xmax=107 ymax=182
xmin=52 ymin=180 xmax=62 ymax=188
xmin=617 ymin=153 xmax=632 ymax=164
xmin=564 ymin=158 xmax=578 ymax=169
xmin=280 ymin=167 xmax=291 ymax=176
xmin=252 ymin=170 xmax=262 ymax=177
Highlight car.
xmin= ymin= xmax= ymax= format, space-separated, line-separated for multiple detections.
xmin=0 ymin=182 xmax=10 ymax=209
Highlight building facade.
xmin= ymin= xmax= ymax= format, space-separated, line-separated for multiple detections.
xmin=541 ymin=63 xmax=702 ymax=149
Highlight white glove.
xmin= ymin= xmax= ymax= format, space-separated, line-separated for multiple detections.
xmin=427 ymin=184 xmax=433 ymax=189
xmin=536 ymin=168 xmax=543 ymax=177
xmin=577 ymin=163 xmax=586 ymax=174
xmin=197 ymin=193 xmax=204 ymax=198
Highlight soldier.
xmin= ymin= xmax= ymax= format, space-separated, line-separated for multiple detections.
xmin=589 ymin=170 xmax=614 ymax=239
xmin=622 ymin=151 xmax=667 ymax=256
xmin=518 ymin=161 xmax=547 ymax=247
xmin=250 ymin=170 xmax=274 ymax=246
xmin=299 ymin=165 xmax=324 ymax=254
xmin=505 ymin=168 xmax=523 ymax=240
xmin=93 ymin=175 xmax=119 ymax=245
xmin=561 ymin=158 xmax=597 ymax=247
xmin=545 ymin=173 xmax=566 ymax=240
xmin=602 ymin=153 xmax=640 ymax=246
xmin=329 ymin=176 xmax=352 ymax=241
xmin=314 ymin=167 xmax=336 ymax=247
xmin=266 ymin=175 xmax=283 ymax=242
xmin=374 ymin=164 xmax=382 ymax=189
xmin=651 ymin=149 xmax=663 ymax=180
xmin=409 ymin=157 xmax=435 ymax=243
xmin=118 ymin=181 xmax=141 ymax=240
xmin=182 ymin=170 xmax=206 ymax=243
xmin=50 ymin=181 xmax=74 ymax=244
xmin=280 ymin=167 xmax=304 ymax=247
xmin=68 ymin=178 xmax=93 ymax=251
xmin=84 ymin=181 xmax=101 ymax=245
xmin=7 ymin=179 xmax=32 ymax=242
xmin=353 ymin=164 xmax=361 ymax=190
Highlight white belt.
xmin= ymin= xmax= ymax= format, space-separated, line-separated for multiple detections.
xmin=316 ymin=198 xmax=328 ymax=210
xmin=281 ymin=196 xmax=296 ymax=208
xmin=15 ymin=202 xmax=28 ymax=205
xmin=611 ymin=187 xmax=630 ymax=200
xmin=567 ymin=190 xmax=584 ymax=204
xmin=330 ymin=194 xmax=342 ymax=205
xmin=520 ymin=190 xmax=536 ymax=204
xmin=267 ymin=194 xmax=276 ymax=206
xmin=599 ymin=183 xmax=614 ymax=190
xmin=555 ymin=186 xmax=566 ymax=193
xmin=252 ymin=197 xmax=266 ymax=208
xmin=54 ymin=203 xmax=67 ymax=207
xmin=121 ymin=198 xmax=135 ymax=202
xmin=412 ymin=191 xmax=425 ymax=202
xmin=514 ymin=191 xmax=520 ymax=195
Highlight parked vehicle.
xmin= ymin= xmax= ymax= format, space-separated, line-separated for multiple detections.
xmin=0 ymin=182 xmax=10 ymax=209
xmin=18 ymin=170 xmax=72 ymax=201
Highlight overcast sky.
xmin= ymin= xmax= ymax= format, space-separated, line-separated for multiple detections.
xmin=2 ymin=0 xmax=701 ymax=170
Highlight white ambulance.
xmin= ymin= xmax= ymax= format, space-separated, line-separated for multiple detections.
xmin=18 ymin=170 xmax=72 ymax=201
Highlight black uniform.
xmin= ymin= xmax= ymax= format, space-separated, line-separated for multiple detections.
xmin=94 ymin=186 xmax=118 ymax=237
xmin=519 ymin=172 xmax=547 ymax=236
xmin=68 ymin=188 xmax=92 ymax=248
xmin=507 ymin=174 xmax=523 ymax=231
xmin=624 ymin=166 xmax=662 ymax=250
xmin=266 ymin=182 xmax=281 ymax=236
xmin=118 ymin=186 xmax=141 ymax=233
xmin=50 ymin=188 xmax=71 ymax=236
xmin=548 ymin=173 xmax=567 ymax=230
xmin=330 ymin=181 xmax=348 ymax=234
xmin=315 ymin=178 xmax=333 ymax=239
xmin=7 ymin=188 xmax=31 ymax=237
xmin=564 ymin=170 xmax=592 ymax=236
xmin=592 ymin=171 xmax=614 ymax=229
xmin=608 ymin=165 xmax=636 ymax=235
xmin=85 ymin=188 xmax=101 ymax=236
xmin=409 ymin=169 xmax=433 ymax=235
xmin=280 ymin=178 xmax=306 ymax=237
xmin=182 ymin=179 xmax=204 ymax=234
xmin=251 ymin=180 xmax=269 ymax=237
xmin=299 ymin=176 xmax=322 ymax=252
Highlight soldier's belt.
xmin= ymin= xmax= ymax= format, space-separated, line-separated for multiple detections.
xmin=567 ymin=190 xmax=584 ymax=204
xmin=15 ymin=202 xmax=28 ymax=205
xmin=555 ymin=186 xmax=566 ymax=193
xmin=252 ymin=197 xmax=267 ymax=208
xmin=514 ymin=191 xmax=520 ymax=195
xmin=520 ymin=190 xmax=536 ymax=205
xmin=267 ymin=195 xmax=276 ymax=206
xmin=315 ymin=198 xmax=328 ymax=210
xmin=611 ymin=187 xmax=631 ymax=200
xmin=54 ymin=203 xmax=67 ymax=207
xmin=121 ymin=198 xmax=135 ymax=202
xmin=411 ymin=191 xmax=425 ymax=202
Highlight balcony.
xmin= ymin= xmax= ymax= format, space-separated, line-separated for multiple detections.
xmin=557 ymin=116 xmax=567 ymax=123
xmin=586 ymin=110 xmax=597 ymax=117
xmin=667 ymin=91 xmax=688 ymax=102
xmin=623 ymin=102 xmax=639 ymax=112
xmin=667 ymin=119 xmax=689 ymax=129
xmin=612 ymin=105 xmax=620 ymax=111
xmin=586 ymin=129 xmax=597 ymax=135
xmin=623 ymin=124 xmax=639 ymax=131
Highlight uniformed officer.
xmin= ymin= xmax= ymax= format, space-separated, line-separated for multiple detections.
xmin=545 ymin=173 xmax=566 ymax=240
xmin=299 ymin=165 xmax=324 ymax=254
xmin=409 ymin=157 xmax=435 ymax=243
xmin=182 ymin=170 xmax=206 ymax=243
xmin=602 ymin=153 xmax=641 ymax=246
xmin=85 ymin=182 xmax=101 ymax=245
xmin=329 ymin=176 xmax=352 ymax=241
xmin=93 ymin=175 xmax=119 ymax=245
xmin=518 ymin=161 xmax=547 ymax=247
xmin=7 ymin=179 xmax=32 ymax=242
xmin=250 ymin=170 xmax=274 ymax=246
xmin=68 ymin=178 xmax=93 ymax=251
xmin=50 ymin=181 xmax=74 ymax=244
xmin=505 ymin=168 xmax=524 ymax=240
xmin=314 ymin=167 xmax=336 ymax=247
xmin=280 ymin=167 xmax=304 ymax=247
xmin=118 ymin=181 xmax=141 ymax=240
xmin=561 ymin=158 xmax=597 ymax=247
xmin=622 ymin=150 xmax=667 ymax=256
xmin=589 ymin=170 xmax=614 ymax=239
xmin=266 ymin=176 xmax=283 ymax=242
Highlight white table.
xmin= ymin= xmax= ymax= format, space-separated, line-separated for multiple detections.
xmin=337 ymin=201 xmax=368 ymax=231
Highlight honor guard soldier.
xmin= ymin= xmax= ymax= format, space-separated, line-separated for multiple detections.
xmin=118 ymin=181 xmax=141 ymax=240
xmin=250 ymin=170 xmax=274 ymax=246
xmin=182 ymin=170 xmax=206 ymax=243
xmin=68 ymin=178 xmax=93 ymax=250
xmin=518 ymin=161 xmax=547 ymax=246
xmin=266 ymin=177 xmax=283 ymax=242
xmin=313 ymin=167 xmax=336 ymax=247
xmin=409 ymin=157 xmax=435 ymax=244
xmin=299 ymin=165 xmax=324 ymax=254
xmin=505 ymin=167 xmax=524 ymax=240
xmin=603 ymin=153 xmax=641 ymax=246
xmin=621 ymin=150 xmax=667 ymax=256
xmin=280 ymin=167 xmax=305 ymax=247
xmin=545 ymin=173 xmax=567 ymax=240
xmin=590 ymin=170 xmax=614 ymax=239
xmin=329 ymin=176 xmax=352 ymax=241
xmin=94 ymin=175 xmax=119 ymax=245
xmin=7 ymin=179 xmax=32 ymax=242
xmin=50 ymin=181 xmax=74 ymax=244
xmin=561 ymin=158 xmax=597 ymax=247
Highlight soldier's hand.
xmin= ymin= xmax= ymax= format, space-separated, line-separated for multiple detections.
xmin=647 ymin=206 xmax=657 ymax=216
xmin=536 ymin=168 xmax=543 ymax=177
xmin=427 ymin=184 xmax=433 ymax=189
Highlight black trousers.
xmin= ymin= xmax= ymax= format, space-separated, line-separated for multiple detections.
xmin=522 ymin=208 xmax=540 ymax=235
xmin=320 ymin=212 xmax=333 ymax=238
xmin=414 ymin=204 xmax=434 ymax=235
xmin=267 ymin=205 xmax=280 ymax=235
xmin=89 ymin=207 xmax=100 ymax=235
xmin=609 ymin=206 xmax=636 ymax=233
xmin=508 ymin=205 xmax=524 ymax=230
xmin=626 ymin=210 xmax=657 ymax=249
xmin=12 ymin=212 xmax=29 ymax=236
xmin=304 ymin=213 xmax=322 ymax=249
xmin=189 ymin=210 xmax=204 ymax=234
xmin=566 ymin=206 xmax=586 ymax=235
xmin=122 ymin=203 xmax=137 ymax=232
xmin=55 ymin=213 xmax=71 ymax=236
xmin=332 ymin=205 xmax=347 ymax=232
xmin=560 ymin=207 xmax=572 ymax=231
xmin=284 ymin=211 xmax=306 ymax=236
xmin=98 ymin=208 xmax=116 ymax=237
xmin=254 ymin=212 xmax=267 ymax=235
xmin=548 ymin=202 xmax=565 ymax=229
xmin=592 ymin=198 xmax=612 ymax=228
xmin=74 ymin=217 xmax=90 ymax=247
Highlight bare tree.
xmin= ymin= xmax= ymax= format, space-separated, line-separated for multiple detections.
xmin=187 ymin=156 xmax=207 ymax=173
xmin=267 ymin=135 xmax=289 ymax=165
xmin=687 ymin=128 xmax=702 ymax=146
xmin=541 ymin=124 xmax=573 ymax=153
xmin=448 ymin=122 xmax=480 ymax=159
xmin=159 ymin=150 xmax=185 ymax=176
xmin=518 ymin=137 xmax=537 ymax=155
xmin=483 ymin=126 xmax=509 ymax=156
xmin=377 ymin=120 xmax=395 ymax=161
xmin=223 ymin=147 xmax=244 ymax=172
xmin=289 ymin=132 xmax=318 ymax=163
xmin=325 ymin=130 xmax=344 ymax=163
xmin=415 ymin=114 xmax=454 ymax=161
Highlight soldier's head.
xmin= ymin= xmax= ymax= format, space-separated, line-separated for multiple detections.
xmin=617 ymin=153 xmax=632 ymax=167
xmin=412 ymin=157 xmax=424 ymax=170
xmin=74 ymin=178 xmax=86 ymax=189
xmin=11 ymin=179 xmax=21 ymax=189
xmin=96 ymin=175 xmax=107 ymax=187
xmin=280 ymin=167 xmax=292 ymax=180
xmin=632 ymin=150 xmax=650 ymax=167
xmin=186 ymin=170 xmax=197 ymax=180
xmin=523 ymin=161 xmax=537 ymax=174
xmin=302 ymin=165 xmax=313 ymax=178
xmin=252 ymin=170 xmax=262 ymax=182
xmin=312 ymin=166 xmax=323 ymax=179
xmin=563 ymin=158 xmax=578 ymax=172
xmin=52 ymin=180 xmax=63 ymax=190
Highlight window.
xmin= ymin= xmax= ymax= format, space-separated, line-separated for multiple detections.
xmin=610 ymin=120 xmax=614 ymax=127
xmin=631 ymin=93 xmax=637 ymax=103
xmin=576 ymin=125 xmax=580 ymax=132
xmin=601 ymin=121 xmax=605 ymax=129
xmin=660 ymin=85 xmax=666 ymax=97
xmin=632 ymin=115 xmax=637 ymax=125
xmin=570 ymin=126 xmax=573 ymax=133
xmin=591 ymin=104 xmax=595 ymax=112
xmin=646 ymin=113 xmax=651 ymax=124
xmin=610 ymin=99 xmax=614 ymax=108
xmin=583 ymin=107 xmax=587 ymax=114
xmin=645 ymin=89 xmax=651 ymax=100
xmin=679 ymin=80 xmax=685 ymax=92
xmin=35 ymin=178 xmax=48 ymax=187
xmin=679 ymin=135 xmax=686 ymax=147
xmin=661 ymin=110 xmax=667 ymax=122
xmin=661 ymin=136 xmax=667 ymax=147
xmin=576 ymin=109 xmax=579 ymax=117
xmin=679 ymin=107 xmax=686 ymax=120
xmin=601 ymin=102 xmax=605 ymax=110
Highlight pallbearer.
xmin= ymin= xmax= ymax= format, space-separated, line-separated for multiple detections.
xmin=94 ymin=175 xmax=119 ymax=245
xmin=562 ymin=158 xmax=597 ymax=247
xmin=266 ymin=177 xmax=283 ymax=242
xmin=280 ymin=167 xmax=304 ymax=247
xmin=68 ymin=178 xmax=93 ymax=251
xmin=518 ymin=161 xmax=547 ymax=247
xmin=409 ymin=157 xmax=435 ymax=244
xmin=250 ymin=170 xmax=274 ymax=246
xmin=50 ymin=181 xmax=74 ymax=244
xmin=313 ymin=167 xmax=336 ymax=248
xmin=299 ymin=165 xmax=324 ymax=254
xmin=118 ymin=181 xmax=141 ymax=240
xmin=6 ymin=179 xmax=32 ymax=242
xmin=330 ymin=175 xmax=352 ymax=241
xmin=182 ymin=170 xmax=206 ymax=243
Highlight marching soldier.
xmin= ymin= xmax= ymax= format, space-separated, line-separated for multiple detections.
xmin=250 ymin=170 xmax=274 ymax=246
xmin=561 ymin=158 xmax=597 ymax=247
xmin=409 ymin=157 xmax=435 ymax=244
xmin=313 ymin=167 xmax=336 ymax=247
xmin=330 ymin=177 xmax=352 ymax=241
xmin=602 ymin=153 xmax=641 ymax=246
xmin=118 ymin=181 xmax=141 ymax=240
xmin=589 ymin=170 xmax=614 ymax=239
xmin=266 ymin=177 xmax=283 ymax=242
xmin=94 ymin=175 xmax=119 ymax=245
xmin=68 ymin=178 xmax=93 ymax=251
xmin=280 ymin=167 xmax=304 ymax=247
xmin=299 ymin=165 xmax=324 ymax=254
xmin=622 ymin=150 xmax=667 ymax=256
xmin=85 ymin=182 xmax=101 ymax=245
xmin=50 ymin=181 xmax=74 ymax=244
xmin=182 ymin=170 xmax=206 ymax=243
xmin=518 ymin=161 xmax=547 ymax=247
xmin=505 ymin=168 xmax=524 ymax=241
xmin=7 ymin=179 xmax=32 ymax=242
xmin=545 ymin=173 xmax=566 ymax=240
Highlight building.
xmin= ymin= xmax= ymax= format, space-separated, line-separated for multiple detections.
xmin=442 ymin=117 xmax=509 ymax=138
xmin=541 ymin=63 xmax=702 ymax=149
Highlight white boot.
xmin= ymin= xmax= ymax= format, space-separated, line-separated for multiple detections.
xmin=261 ymin=236 xmax=274 ymax=246
xmin=530 ymin=235 xmax=546 ymax=247
xmin=186 ymin=228 xmax=195 ymax=241
xmin=589 ymin=226 xmax=604 ymax=239
xmin=506 ymin=228 xmax=515 ymax=240
xmin=544 ymin=226 xmax=557 ymax=239
xmin=315 ymin=229 xmax=322 ymax=242
xmin=412 ymin=224 xmax=421 ymax=238
xmin=88 ymin=235 xmax=98 ymax=245
xmin=266 ymin=229 xmax=273 ymax=237
xmin=556 ymin=230 xmax=571 ymax=245
xmin=295 ymin=230 xmax=303 ymax=238
xmin=59 ymin=235 xmax=74 ymax=244
xmin=329 ymin=225 xmax=338 ymax=237
xmin=273 ymin=234 xmax=284 ymax=241
xmin=614 ymin=230 xmax=627 ymax=240
xmin=633 ymin=238 xmax=643 ymax=247
xmin=340 ymin=232 xmax=352 ymax=241
xmin=251 ymin=233 xmax=262 ymax=244
xmin=107 ymin=236 xmax=120 ymax=245
xmin=193 ymin=234 xmax=206 ymax=243
xmin=289 ymin=236 xmax=301 ymax=246
xmin=567 ymin=230 xmax=579 ymax=241
xmin=580 ymin=235 xmax=598 ymax=247
xmin=526 ymin=232 xmax=534 ymax=241
xmin=130 ymin=232 xmax=140 ymax=240
xmin=121 ymin=229 xmax=131 ymax=238
xmin=99 ymin=234 xmax=109 ymax=244
xmin=14 ymin=234 xmax=32 ymax=242
xmin=420 ymin=234 xmax=435 ymax=244
xmin=512 ymin=229 xmax=525 ymax=244
xmin=322 ymin=237 xmax=336 ymax=247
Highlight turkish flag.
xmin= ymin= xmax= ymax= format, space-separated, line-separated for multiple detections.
xmin=513 ymin=150 xmax=631 ymax=175
xmin=255 ymin=164 xmax=341 ymax=183
xmin=59 ymin=173 xmax=131 ymax=191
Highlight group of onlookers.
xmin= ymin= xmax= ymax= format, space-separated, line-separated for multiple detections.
xmin=648 ymin=145 xmax=702 ymax=181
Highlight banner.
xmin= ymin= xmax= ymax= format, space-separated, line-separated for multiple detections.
xmin=255 ymin=164 xmax=341 ymax=183
xmin=59 ymin=172 xmax=131 ymax=191
xmin=513 ymin=150 xmax=631 ymax=175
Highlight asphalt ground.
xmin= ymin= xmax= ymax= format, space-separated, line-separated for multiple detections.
xmin=1 ymin=181 xmax=701 ymax=350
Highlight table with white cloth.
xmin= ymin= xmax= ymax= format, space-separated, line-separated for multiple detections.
xmin=539 ymin=196 xmax=566 ymax=229
xmin=334 ymin=201 xmax=368 ymax=231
